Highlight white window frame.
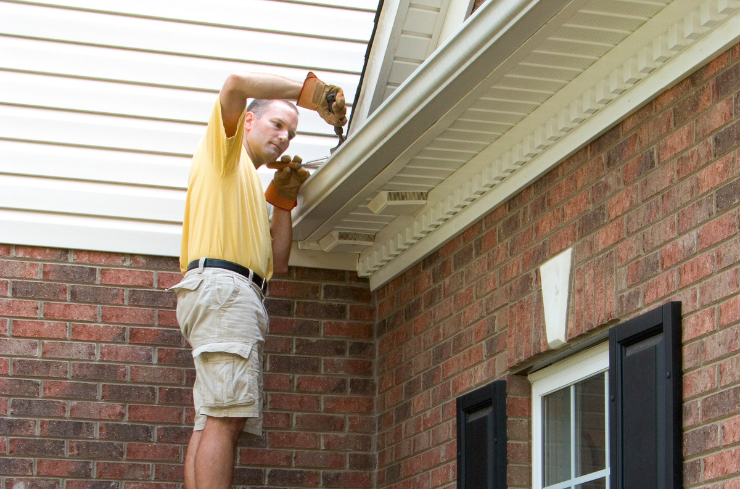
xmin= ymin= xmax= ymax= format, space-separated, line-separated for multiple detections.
xmin=529 ymin=342 xmax=610 ymax=489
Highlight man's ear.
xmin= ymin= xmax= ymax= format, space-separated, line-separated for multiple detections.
xmin=244 ymin=111 xmax=256 ymax=131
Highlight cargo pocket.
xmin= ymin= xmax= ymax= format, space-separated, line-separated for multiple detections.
xmin=194 ymin=348 xmax=257 ymax=407
xmin=211 ymin=273 xmax=239 ymax=310
xmin=169 ymin=277 xmax=204 ymax=337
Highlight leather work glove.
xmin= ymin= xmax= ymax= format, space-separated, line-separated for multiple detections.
xmin=265 ymin=155 xmax=311 ymax=211
xmin=297 ymin=72 xmax=348 ymax=127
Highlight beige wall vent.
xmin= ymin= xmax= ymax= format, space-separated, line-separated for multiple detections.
xmin=319 ymin=231 xmax=375 ymax=253
xmin=368 ymin=191 xmax=428 ymax=215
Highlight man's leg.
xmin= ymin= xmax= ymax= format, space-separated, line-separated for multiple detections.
xmin=184 ymin=430 xmax=201 ymax=489
xmin=193 ymin=416 xmax=247 ymax=489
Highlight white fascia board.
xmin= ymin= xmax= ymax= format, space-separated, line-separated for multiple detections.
xmin=292 ymin=0 xmax=569 ymax=241
xmin=350 ymin=0 xmax=408 ymax=133
xmin=367 ymin=8 xmax=740 ymax=289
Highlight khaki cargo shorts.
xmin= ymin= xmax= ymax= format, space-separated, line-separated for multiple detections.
xmin=170 ymin=264 xmax=268 ymax=438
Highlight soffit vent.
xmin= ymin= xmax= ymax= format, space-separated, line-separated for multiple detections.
xmin=368 ymin=191 xmax=428 ymax=215
xmin=319 ymin=231 xmax=375 ymax=253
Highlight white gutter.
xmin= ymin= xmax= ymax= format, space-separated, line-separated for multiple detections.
xmin=292 ymin=0 xmax=570 ymax=242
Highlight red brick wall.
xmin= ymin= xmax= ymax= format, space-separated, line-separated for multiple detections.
xmin=0 ymin=247 xmax=375 ymax=488
xmin=373 ymin=45 xmax=740 ymax=488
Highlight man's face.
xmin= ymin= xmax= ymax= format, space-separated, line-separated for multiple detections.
xmin=243 ymin=101 xmax=299 ymax=167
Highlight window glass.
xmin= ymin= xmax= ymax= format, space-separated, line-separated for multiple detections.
xmin=541 ymin=372 xmax=608 ymax=489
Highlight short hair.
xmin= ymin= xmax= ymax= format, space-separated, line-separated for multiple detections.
xmin=246 ymin=99 xmax=299 ymax=118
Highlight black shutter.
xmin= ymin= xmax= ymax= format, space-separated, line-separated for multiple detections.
xmin=456 ymin=380 xmax=506 ymax=489
xmin=609 ymin=301 xmax=682 ymax=489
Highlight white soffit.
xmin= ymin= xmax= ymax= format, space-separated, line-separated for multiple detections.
xmin=0 ymin=0 xmax=377 ymax=268
xmin=293 ymin=0 xmax=740 ymax=288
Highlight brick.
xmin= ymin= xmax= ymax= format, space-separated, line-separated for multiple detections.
xmin=0 ymin=458 xmax=33 ymax=476
xmin=40 ymin=420 xmax=94 ymax=438
xmin=11 ymin=399 xmax=65 ymax=417
xmin=293 ymin=451 xmax=344 ymax=468
xmin=130 ymin=255 xmax=179 ymax=270
xmin=0 ymin=260 xmax=39 ymax=279
xmin=5 ymin=479 xmax=60 ymax=489
xmin=72 ymin=362 xmax=126 ymax=381
xmin=322 ymin=472 xmax=373 ymax=488
xmin=295 ymin=301 xmax=347 ymax=320
xmin=723 ymin=416 xmax=740 ymax=445
xmin=605 ymin=134 xmax=638 ymax=169
xmin=13 ymin=281 xmax=66 ymax=300
xmin=37 ymin=459 xmax=92 ymax=478
xmin=44 ymin=302 xmax=97 ymax=321
xmin=269 ymin=355 xmax=320 ymax=374
xmin=697 ymin=97 xmax=734 ymax=139
xmin=102 ymin=306 xmax=155 ymax=325
xmin=42 ymin=341 xmax=96 ymax=359
xmin=268 ymin=432 xmax=320 ymax=449
xmin=130 ymin=366 xmax=183 ymax=384
xmin=70 ymin=285 xmax=124 ymax=304
xmin=13 ymin=320 xmax=67 ymax=339
xmin=683 ymin=308 xmax=716 ymax=341
xmin=42 ymin=264 xmax=96 ymax=283
xmin=324 ymin=358 xmax=372 ymax=376
xmin=268 ymin=393 xmax=320 ymax=411
xmin=657 ymin=125 xmax=692 ymax=163
xmin=72 ymin=250 xmax=126 ymax=265
xmin=126 ymin=444 xmax=180 ymax=461
xmin=323 ymin=321 xmax=373 ymax=339
xmin=683 ymin=365 xmax=717 ymax=399
xmin=101 ymin=269 xmax=154 ymax=287
xmin=43 ymin=381 xmax=97 ymax=400
xmin=702 ymin=387 xmax=740 ymax=421
xmin=704 ymin=447 xmax=740 ymax=480
xmin=102 ymin=384 xmax=156 ymax=403
xmin=296 ymin=376 xmax=346 ymax=394
xmin=0 ymin=298 xmax=40 ymax=318
xmin=100 ymin=344 xmax=153 ymax=363
xmin=717 ymin=178 xmax=740 ymax=212
xmin=66 ymin=482 xmax=119 ymax=489
xmin=71 ymin=323 xmax=126 ymax=342
xmin=683 ymin=425 xmax=719 ymax=457
xmin=324 ymin=397 xmax=374 ymax=413
xmin=69 ymin=440 xmax=124 ymax=460
xmin=661 ymin=234 xmax=696 ymax=268
xmin=100 ymin=423 xmax=153 ymax=442
xmin=96 ymin=462 xmax=151 ymax=480
xmin=0 ymin=337 xmax=39 ymax=356
xmin=703 ymin=326 xmax=739 ymax=363
xmin=156 ymin=426 xmax=191 ymax=444
xmin=679 ymin=252 xmax=715 ymax=288
xmin=158 ymin=387 xmax=193 ymax=405
xmin=721 ymin=295 xmax=740 ymax=327
xmin=698 ymin=212 xmax=737 ymax=250
xmin=0 ymin=418 xmax=36 ymax=436
xmin=643 ymin=270 xmax=676 ymax=304
xmin=14 ymin=359 xmax=67 ymax=378
xmin=701 ymin=269 xmax=739 ymax=306
xmin=721 ymin=356 xmax=740 ymax=387
xmin=714 ymin=119 xmax=740 ymax=155
xmin=323 ymin=433 xmax=372 ymax=451
xmin=295 ymin=414 xmax=344 ymax=431
xmin=156 ymin=348 xmax=193 ymax=367
xmin=295 ymin=338 xmax=346 ymax=356
xmin=157 ymin=310 xmax=178 ymax=327
xmin=128 ymin=405 xmax=182 ymax=423
xmin=639 ymin=109 xmax=673 ymax=147
xmin=129 ymin=328 xmax=182 ymax=346
xmin=70 ymin=402 xmax=125 ymax=420
xmin=129 ymin=289 xmax=176 ymax=308
xmin=675 ymin=83 xmax=712 ymax=125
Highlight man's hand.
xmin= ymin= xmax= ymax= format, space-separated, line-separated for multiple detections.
xmin=265 ymin=155 xmax=311 ymax=211
xmin=297 ymin=72 xmax=348 ymax=127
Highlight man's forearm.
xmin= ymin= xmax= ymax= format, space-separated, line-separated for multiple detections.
xmin=220 ymin=73 xmax=303 ymax=137
xmin=270 ymin=207 xmax=293 ymax=274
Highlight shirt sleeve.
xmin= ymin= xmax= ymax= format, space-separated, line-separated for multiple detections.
xmin=205 ymin=96 xmax=247 ymax=176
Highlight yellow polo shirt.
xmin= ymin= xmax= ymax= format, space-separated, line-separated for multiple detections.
xmin=179 ymin=97 xmax=273 ymax=279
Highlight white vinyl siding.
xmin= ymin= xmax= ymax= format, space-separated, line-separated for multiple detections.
xmin=0 ymin=0 xmax=376 ymax=256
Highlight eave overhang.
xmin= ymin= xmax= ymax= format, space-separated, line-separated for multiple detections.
xmin=292 ymin=0 xmax=740 ymax=289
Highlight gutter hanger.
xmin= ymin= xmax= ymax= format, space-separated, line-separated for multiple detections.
xmin=292 ymin=0 xmax=569 ymax=242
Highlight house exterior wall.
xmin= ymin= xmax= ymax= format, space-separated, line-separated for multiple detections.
xmin=0 ymin=247 xmax=376 ymax=488
xmin=374 ymin=44 xmax=740 ymax=489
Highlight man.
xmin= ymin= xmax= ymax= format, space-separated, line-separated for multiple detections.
xmin=170 ymin=71 xmax=347 ymax=489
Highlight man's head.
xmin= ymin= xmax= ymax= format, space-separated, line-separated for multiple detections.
xmin=243 ymin=99 xmax=299 ymax=167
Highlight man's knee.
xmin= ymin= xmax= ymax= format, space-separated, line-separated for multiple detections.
xmin=203 ymin=416 xmax=246 ymax=440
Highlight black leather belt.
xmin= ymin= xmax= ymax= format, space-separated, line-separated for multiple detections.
xmin=187 ymin=258 xmax=267 ymax=293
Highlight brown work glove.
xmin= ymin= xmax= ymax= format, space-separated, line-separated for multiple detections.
xmin=297 ymin=72 xmax=348 ymax=127
xmin=265 ymin=155 xmax=311 ymax=211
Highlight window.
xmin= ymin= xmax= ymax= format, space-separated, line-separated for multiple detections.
xmin=530 ymin=343 xmax=609 ymax=489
